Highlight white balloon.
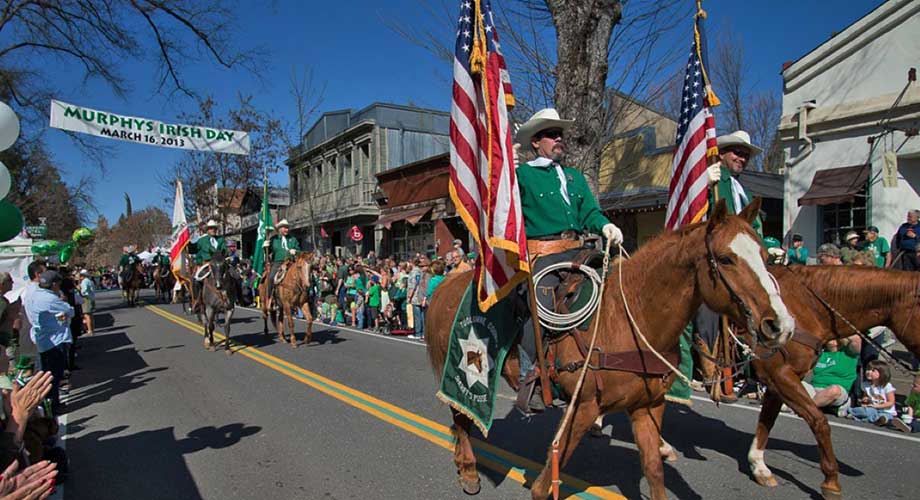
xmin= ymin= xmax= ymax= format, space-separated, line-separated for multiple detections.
xmin=0 ymin=161 xmax=9 ymax=200
xmin=0 ymin=101 xmax=19 ymax=151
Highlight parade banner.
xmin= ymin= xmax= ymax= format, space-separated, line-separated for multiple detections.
xmin=437 ymin=284 xmax=523 ymax=436
xmin=49 ymin=99 xmax=250 ymax=155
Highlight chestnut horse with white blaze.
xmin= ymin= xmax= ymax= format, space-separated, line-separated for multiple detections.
xmin=661 ymin=265 xmax=920 ymax=500
xmin=425 ymin=199 xmax=795 ymax=500
xmin=259 ymin=252 xmax=314 ymax=348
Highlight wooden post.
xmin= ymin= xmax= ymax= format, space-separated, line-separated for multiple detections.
xmin=526 ymin=276 xmax=553 ymax=407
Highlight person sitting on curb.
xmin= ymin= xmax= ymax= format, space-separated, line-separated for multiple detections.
xmin=803 ymin=335 xmax=861 ymax=417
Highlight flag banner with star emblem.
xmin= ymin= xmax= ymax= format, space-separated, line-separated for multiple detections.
xmin=252 ymin=183 xmax=272 ymax=287
xmin=437 ymin=283 xmax=523 ymax=436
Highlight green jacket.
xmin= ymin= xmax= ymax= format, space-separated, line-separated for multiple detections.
xmin=190 ymin=235 xmax=227 ymax=263
xmin=119 ymin=253 xmax=141 ymax=268
xmin=152 ymin=253 xmax=170 ymax=267
xmin=267 ymin=234 xmax=300 ymax=262
xmin=709 ymin=165 xmax=763 ymax=238
xmin=516 ymin=160 xmax=610 ymax=238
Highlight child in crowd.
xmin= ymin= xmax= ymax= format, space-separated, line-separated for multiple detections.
xmin=849 ymin=360 xmax=897 ymax=425
xmin=892 ymin=373 xmax=920 ymax=433
xmin=316 ymin=299 xmax=331 ymax=324
xmin=353 ymin=291 xmax=366 ymax=329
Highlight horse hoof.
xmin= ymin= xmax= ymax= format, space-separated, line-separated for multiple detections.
xmin=661 ymin=449 xmax=678 ymax=462
xmin=821 ymin=486 xmax=843 ymax=500
xmin=459 ymin=476 xmax=481 ymax=495
xmin=754 ymin=474 xmax=778 ymax=488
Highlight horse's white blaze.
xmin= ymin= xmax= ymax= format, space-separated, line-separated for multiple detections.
xmin=728 ymin=233 xmax=795 ymax=334
xmin=748 ymin=438 xmax=771 ymax=477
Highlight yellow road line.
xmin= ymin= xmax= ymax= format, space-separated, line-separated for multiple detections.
xmin=144 ymin=304 xmax=625 ymax=500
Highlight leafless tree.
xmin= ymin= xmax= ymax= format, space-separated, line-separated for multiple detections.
xmin=284 ymin=65 xmax=325 ymax=246
xmin=0 ymin=0 xmax=261 ymax=159
xmin=159 ymin=95 xmax=286 ymax=229
xmin=390 ymin=0 xmax=688 ymax=193
xmin=83 ymin=208 xmax=172 ymax=268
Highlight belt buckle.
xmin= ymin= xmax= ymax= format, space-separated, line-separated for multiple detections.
xmin=560 ymin=230 xmax=578 ymax=241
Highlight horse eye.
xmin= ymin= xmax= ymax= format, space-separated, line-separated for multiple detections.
xmin=718 ymin=255 xmax=734 ymax=265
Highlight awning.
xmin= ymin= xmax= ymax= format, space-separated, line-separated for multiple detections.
xmin=798 ymin=164 xmax=869 ymax=206
xmin=374 ymin=206 xmax=432 ymax=229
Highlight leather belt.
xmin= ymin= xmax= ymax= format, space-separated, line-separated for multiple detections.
xmin=527 ymin=238 xmax=582 ymax=258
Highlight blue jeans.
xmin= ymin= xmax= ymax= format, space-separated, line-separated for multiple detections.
xmin=850 ymin=406 xmax=889 ymax=423
xmin=413 ymin=304 xmax=426 ymax=338
xmin=356 ymin=307 xmax=365 ymax=329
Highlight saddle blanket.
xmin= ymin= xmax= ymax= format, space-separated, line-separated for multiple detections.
xmin=437 ymin=283 xmax=523 ymax=436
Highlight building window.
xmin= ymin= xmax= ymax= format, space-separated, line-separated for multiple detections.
xmin=388 ymin=220 xmax=435 ymax=259
xmin=819 ymin=187 xmax=867 ymax=244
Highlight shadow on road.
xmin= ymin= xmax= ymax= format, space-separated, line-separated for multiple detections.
xmin=67 ymin=423 xmax=261 ymax=500
xmin=67 ymin=332 xmax=166 ymax=413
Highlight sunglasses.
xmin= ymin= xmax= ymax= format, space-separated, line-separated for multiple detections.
xmin=727 ymin=148 xmax=751 ymax=159
xmin=538 ymin=129 xmax=564 ymax=140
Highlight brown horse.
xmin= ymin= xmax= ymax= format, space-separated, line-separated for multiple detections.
xmin=426 ymin=200 xmax=796 ymax=500
xmin=259 ymin=253 xmax=314 ymax=348
xmin=153 ymin=264 xmax=175 ymax=303
xmin=671 ymin=265 xmax=920 ymax=500
xmin=122 ymin=262 xmax=144 ymax=306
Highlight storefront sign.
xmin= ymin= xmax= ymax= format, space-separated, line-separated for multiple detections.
xmin=49 ymin=99 xmax=250 ymax=155
xmin=349 ymin=225 xmax=363 ymax=242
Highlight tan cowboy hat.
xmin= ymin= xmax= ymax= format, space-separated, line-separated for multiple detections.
xmin=514 ymin=108 xmax=574 ymax=145
xmin=206 ymin=219 xmax=220 ymax=229
xmin=716 ymin=130 xmax=762 ymax=156
xmin=126 ymin=244 xmax=136 ymax=253
xmin=276 ymin=219 xmax=290 ymax=228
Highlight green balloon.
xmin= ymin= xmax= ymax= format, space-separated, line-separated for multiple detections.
xmin=763 ymin=236 xmax=782 ymax=249
xmin=72 ymin=227 xmax=94 ymax=244
xmin=60 ymin=242 xmax=75 ymax=263
xmin=0 ymin=200 xmax=23 ymax=242
xmin=30 ymin=240 xmax=62 ymax=256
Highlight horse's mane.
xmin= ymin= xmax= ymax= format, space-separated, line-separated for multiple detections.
xmin=613 ymin=219 xmax=707 ymax=290
xmin=792 ymin=265 xmax=919 ymax=309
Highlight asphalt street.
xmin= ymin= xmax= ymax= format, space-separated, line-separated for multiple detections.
xmin=61 ymin=289 xmax=918 ymax=500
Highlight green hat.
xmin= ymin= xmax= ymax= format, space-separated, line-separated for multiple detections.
xmin=14 ymin=355 xmax=33 ymax=370
xmin=762 ymin=236 xmax=781 ymax=249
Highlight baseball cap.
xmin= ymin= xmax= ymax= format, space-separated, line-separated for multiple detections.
xmin=38 ymin=270 xmax=62 ymax=288
xmin=864 ymin=226 xmax=879 ymax=234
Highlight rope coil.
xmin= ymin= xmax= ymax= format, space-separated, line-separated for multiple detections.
xmin=533 ymin=262 xmax=604 ymax=332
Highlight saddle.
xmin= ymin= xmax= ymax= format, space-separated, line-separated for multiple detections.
xmin=273 ymin=263 xmax=289 ymax=285
xmin=120 ymin=267 xmax=135 ymax=284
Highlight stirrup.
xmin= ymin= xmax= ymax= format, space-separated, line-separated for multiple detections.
xmin=514 ymin=369 xmax=545 ymax=415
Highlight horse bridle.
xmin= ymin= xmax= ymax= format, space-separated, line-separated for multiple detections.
xmin=704 ymin=225 xmax=762 ymax=346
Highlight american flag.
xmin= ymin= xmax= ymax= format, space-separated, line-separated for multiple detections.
xmin=665 ymin=13 xmax=720 ymax=230
xmin=449 ymin=0 xmax=529 ymax=311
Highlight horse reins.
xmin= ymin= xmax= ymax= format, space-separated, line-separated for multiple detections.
xmin=785 ymin=265 xmax=916 ymax=375
xmin=704 ymin=226 xmax=763 ymax=346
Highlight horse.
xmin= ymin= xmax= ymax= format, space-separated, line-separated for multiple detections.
xmin=199 ymin=251 xmax=240 ymax=354
xmin=153 ymin=264 xmax=175 ymax=303
xmin=425 ymin=199 xmax=796 ymax=500
xmin=259 ymin=252 xmax=314 ymax=348
xmin=659 ymin=265 xmax=920 ymax=500
xmin=121 ymin=262 xmax=144 ymax=306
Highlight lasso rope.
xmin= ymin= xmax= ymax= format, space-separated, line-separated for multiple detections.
xmin=533 ymin=263 xmax=603 ymax=332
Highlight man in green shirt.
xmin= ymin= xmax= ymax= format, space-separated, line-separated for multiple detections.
xmin=705 ymin=130 xmax=763 ymax=238
xmin=512 ymin=108 xmax=623 ymax=412
xmin=863 ymin=226 xmax=891 ymax=268
xmin=262 ymin=219 xmax=300 ymax=304
xmin=804 ymin=335 xmax=861 ymax=417
xmin=787 ymin=234 xmax=809 ymax=265
xmin=118 ymin=245 xmax=141 ymax=289
xmin=190 ymin=220 xmax=227 ymax=265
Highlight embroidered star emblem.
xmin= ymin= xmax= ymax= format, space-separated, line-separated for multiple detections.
xmin=458 ymin=327 xmax=492 ymax=389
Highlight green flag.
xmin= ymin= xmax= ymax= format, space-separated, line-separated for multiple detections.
xmin=252 ymin=184 xmax=272 ymax=286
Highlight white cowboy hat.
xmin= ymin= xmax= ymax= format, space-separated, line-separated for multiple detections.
xmin=79 ymin=269 xmax=89 ymax=276
xmin=716 ymin=130 xmax=762 ymax=156
xmin=206 ymin=219 xmax=220 ymax=228
xmin=514 ymin=108 xmax=574 ymax=146
xmin=126 ymin=244 xmax=137 ymax=252
xmin=276 ymin=219 xmax=290 ymax=228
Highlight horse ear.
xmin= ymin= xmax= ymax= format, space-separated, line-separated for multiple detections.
xmin=739 ymin=197 xmax=763 ymax=225
xmin=709 ymin=198 xmax=729 ymax=227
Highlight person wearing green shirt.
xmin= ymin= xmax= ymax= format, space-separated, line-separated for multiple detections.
xmin=367 ymin=276 xmax=381 ymax=331
xmin=189 ymin=220 xmax=228 ymax=265
xmin=892 ymin=374 xmax=920 ymax=432
xmin=805 ymin=335 xmax=861 ymax=417
xmin=863 ymin=226 xmax=891 ymax=268
xmin=511 ymin=108 xmax=624 ymax=412
xmin=118 ymin=245 xmax=141 ymax=289
xmin=787 ymin=234 xmax=809 ymax=265
xmin=262 ymin=219 xmax=300 ymax=303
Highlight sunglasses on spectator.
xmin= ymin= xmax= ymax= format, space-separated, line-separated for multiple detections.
xmin=727 ymin=148 xmax=751 ymax=159
xmin=538 ymin=129 xmax=564 ymax=140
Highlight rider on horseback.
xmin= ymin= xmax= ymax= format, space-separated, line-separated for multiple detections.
xmin=189 ymin=220 xmax=228 ymax=311
xmin=513 ymin=108 xmax=623 ymax=412
xmin=262 ymin=219 xmax=300 ymax=307
xmin=118 ymin=245 xmax=141 ymax=289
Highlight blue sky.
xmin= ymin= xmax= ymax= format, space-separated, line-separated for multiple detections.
xmin=37 ymin=0 xmax=882 ymax=226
